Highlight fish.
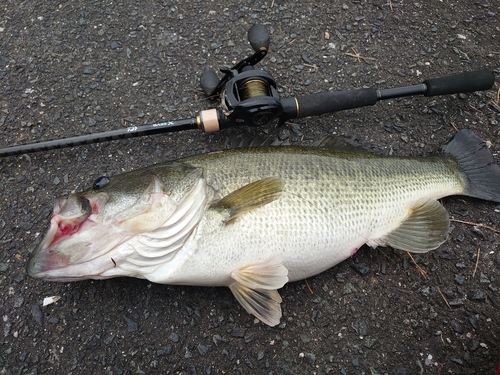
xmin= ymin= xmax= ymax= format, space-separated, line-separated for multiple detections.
xmin=27 ymin=129 xmax=500 ymax=326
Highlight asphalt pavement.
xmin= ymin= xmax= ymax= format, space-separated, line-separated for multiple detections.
xmin=1 ymin=1 xmax=499 ymax=374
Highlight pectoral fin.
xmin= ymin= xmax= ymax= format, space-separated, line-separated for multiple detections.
xmin=214 ymin=177 xmax=284 ymax=224
xmin=369 ymin=199 xmax=450 ymax=253
xmin=229 ymin=256 xmax=288 ymax=326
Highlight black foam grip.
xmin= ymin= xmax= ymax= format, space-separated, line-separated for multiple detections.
xmin=288 ymin=88 xmax=378 ymax=119
xmin=424 ymin=70 xmax=495 ymax=97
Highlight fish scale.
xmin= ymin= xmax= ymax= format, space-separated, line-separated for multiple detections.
xmin=27 ymin=130 xmax=500 ymax=326
xmin=177 ymin=151 xmax=460 ymax=281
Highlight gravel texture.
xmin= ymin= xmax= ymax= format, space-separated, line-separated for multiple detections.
xmin=1 ymin=1 xmax=499 ymax=374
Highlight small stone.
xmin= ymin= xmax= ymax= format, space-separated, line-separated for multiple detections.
xmin=12 ymin=295 xmax=24 ymax=308
xmin=468 ymin=290 xmax=485 ymax=301
xmin=212 ymin=334 xmax=226 ymax=345
xmin=290 ymin=123 xmax=302 ymax=136
xmin=12 ymin=273 xmax=24 ymax=283
xmin=169 ymin=332 xmax=179 ymax=342
xmin=31 ymin=305 xmax=43 ymax=326
xmin=343 ymin=282 xmax=357 ymax=295
xmin=197 ymin=343 xmax=211 ymax=356
xmin=350 ymin=262 xmax=370 ymax=276
xmin=352 ymin=321 xmax=368 ymax=336
xmin=451 ymin=357 xmax=464 ymax=366
xmin=231 ymin=327 xmax=246 ymax=338
xmin=300 ymin=334 xmax=311 ymax=343
xmin=282 ymin=364 xmax=295 ymax=374
xmin=278 ymin=128 xmax=290 ymax=141
xmin=156 ymin=345 xmax=172 ymax=357
xmin=83 ymin=67 xmax=96 ymax=74
xmin=304 ymin=352 xmax=316 ymax=366
xmin=451 ymin=319 xmax=463 ymax=334
xmin=244 ymin=332 xmax=256 ymax=343
xmin=83 ymin=117 xmax=96 ymax=126
xmin=104 ymin=334 xmax=115 ymax=345
xmin=123 ymin=315 xmax=138 ymax=332
xmin=335 ymin=272 xmax=346 ymax=283
xmin=454 ymin=274 xmax=465 ymax=285
xmin=244 ymin=357 xmax=254 ymax=369
xmin=448 ymin=299 xmax=463 ymax=307
xmin=469 ymin=315 xmax=479 ymax=330
xmin=364 ymin=336 xmax=377 ymax=349
xmin=479 ymin=273 xmax=490 ymax=284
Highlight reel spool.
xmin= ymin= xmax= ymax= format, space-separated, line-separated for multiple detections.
xmin=239 ymin=78 xmax=270 ymax=100
xmin=223 ymin=69 xmax=282 ymax=127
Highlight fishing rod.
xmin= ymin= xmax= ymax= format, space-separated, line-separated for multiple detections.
xmin=0 ymin=25 xmax=495 ymax=157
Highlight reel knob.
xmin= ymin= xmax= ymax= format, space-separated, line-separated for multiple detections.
xmin=248 ymin=24 xmax=269 ymax=51
xmin=200 ymin=67 xmax=220 ymax=96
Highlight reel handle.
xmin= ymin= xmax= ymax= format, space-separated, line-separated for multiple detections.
xmin=199 ymin=24 xmax=270 ymax=97
xmin=200 ymin=67 xmax=220 ymax=96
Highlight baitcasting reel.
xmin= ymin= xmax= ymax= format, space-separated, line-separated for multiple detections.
xmin=198 ymin=24 xmax=283 ymax=130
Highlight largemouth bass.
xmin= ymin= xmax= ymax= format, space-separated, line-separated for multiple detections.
xmin=27 ymin=130 xmax=500 ymax=326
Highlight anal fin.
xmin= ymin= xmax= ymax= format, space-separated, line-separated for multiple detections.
xmin=370 ymin=199 xmax=450 ymax=253
xmin=228 ymin=256 xmax=288 ymax=326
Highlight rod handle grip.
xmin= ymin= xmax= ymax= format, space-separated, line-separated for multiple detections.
xmin=424 ymin=70 xmax=495 ymax=97
xmin=281 ymin=88 xmax=378 ymax=120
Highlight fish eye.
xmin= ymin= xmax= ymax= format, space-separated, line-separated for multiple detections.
xmin=93 ymin=176 xmax=110 ymax=190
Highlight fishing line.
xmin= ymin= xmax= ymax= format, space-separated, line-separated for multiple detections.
xmin=239 ymin=79 xmax=269 ymax=100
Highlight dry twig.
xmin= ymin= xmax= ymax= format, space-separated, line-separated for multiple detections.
xmin=450 ymin=218 xmax=500 ymax=234
xmin=406 ymin=251 xmax=428 ymax=278
xmin=343 ymin=47 xmax=376 ymax=63
xmin=304 ymin=63 xmax=319 ymax=70
xmin=472 ymin=247 xmax=480 ymax=278
xmin=304 ymin=279 xmax=314 ymax=294
xmin=437 ymin=287 xmax=452 ymax=309
xmin=489 ymin=86 xmax=500 ymax=112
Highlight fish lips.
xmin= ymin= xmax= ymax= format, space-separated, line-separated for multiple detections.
xmin=26 ymin=224 xmax=100 ymax=282
xmin=26 ymin=238 xmax=117 ymax=282
xmin=26 ymin=194 xmax=116 ymax=281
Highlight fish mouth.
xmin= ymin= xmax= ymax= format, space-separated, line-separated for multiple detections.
xmin=26 ymin=193 xmax=116 ymax=281
xmin=26 ymin=228 xmax=119 ymax=282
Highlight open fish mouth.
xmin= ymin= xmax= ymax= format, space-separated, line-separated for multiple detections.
xmin=26 ymin=193 xmax=114 ymax=281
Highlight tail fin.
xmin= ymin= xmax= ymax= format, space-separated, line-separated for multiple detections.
xmin=442 ymin=129 xmax=500 ymax=203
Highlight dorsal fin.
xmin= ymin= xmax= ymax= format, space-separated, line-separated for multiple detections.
xmin=226 ymin=134 xmax=381 ymax=154
xmin=312 ymin=135 xmax=382 ymax=154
